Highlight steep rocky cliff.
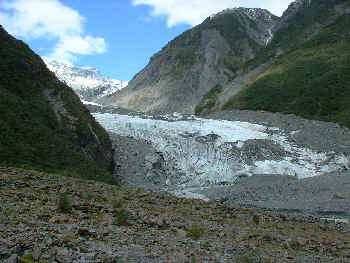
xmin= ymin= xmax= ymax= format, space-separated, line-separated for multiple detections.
xmin=0 ymin=25 xmax=115 ymax=183
xmin=99 ymin=8 xmax=279 ymax=114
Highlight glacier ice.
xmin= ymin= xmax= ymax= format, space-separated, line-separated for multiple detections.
xmin=94 ymin=112 xmax=349 ymax=188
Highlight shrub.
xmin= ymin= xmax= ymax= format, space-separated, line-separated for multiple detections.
xmin=186 ymin=223 xmax=205 ymax=240
xmin=253 ymin=215 xmax=260 ymax=225
xmin=114 ymin=208 xmax=129 ymax=226
xmin=112 ymin=199 xmax=123 ymax=209
xmin=86 ymin=192 xmax=94 ymax=201
xmin=195 ymin=84 xmax=223 ymax=115
xmin=58 ymin=193 xmax=72 ymax=213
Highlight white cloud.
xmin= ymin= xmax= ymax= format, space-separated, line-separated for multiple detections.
xmin=0 ymin=0 xmax=107 ymax=62
xmin=51 ymin=35 xmax=107 ymax=62
xmin=133 ymin=0 xmax=295 ymax=27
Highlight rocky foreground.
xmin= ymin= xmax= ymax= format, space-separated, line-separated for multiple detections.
xmin=1 ymin=167 xmax=350 ymax=262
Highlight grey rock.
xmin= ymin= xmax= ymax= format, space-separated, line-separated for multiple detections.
xmin=55 ymin=248 xmax=72 ymax=263
xmin=3 ymin=255 xmax=18 ymax=263
xmin=0 ymin=238 xmax=14 ymax=248
xmin=176 ymin=229 xmax=187 ymax=239
xmin=32 ymin=246 xmax=41 ymax=261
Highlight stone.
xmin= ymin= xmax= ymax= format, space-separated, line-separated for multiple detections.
xmin=78 ymin=228 xmax=96 ymax=237
xmin=57 ymin=224 xmax=74 ymax=234
xmin=0 ymin=238 xmax=15 ymax=248
xmin=282 ymin=238 xmax=292 ymax=249
xmin=311 ymin=234 xmax=320 ymax=243
xmin=79 ymin=246 xmax=89 ymax=253
xmin=334 ymin=193 xmax=346 ymax=199
xmin=4 ymin=254 xmax=18 ymax=263
xmin=280 ymin=214 xmax=288 ymax=221
xmin=101 ymin=228 xmax=110 ymax=236
xmin=62 ymin=232 xmax=77 ymax=243
xmin=32 ymin=246 xmax=41 ymax=261
xmin=177 ymin=229 xmax=187 ymax=239
xmin=49 ymin=215 xmax=70 ymax=224
xmin=296 ymin=237 xmax=307 ymax=246
xmin=55 ymin=248 xmax=72 ymax=263
xmin=0 ymin=246 xmax=11 ymax=257
xmin=262 ymin=234 xmax=273 ymax=242
xmin=102 ymin=214 xmax=114 ymax=226
xmin=336 ymin=241 xmax=345 ymax=249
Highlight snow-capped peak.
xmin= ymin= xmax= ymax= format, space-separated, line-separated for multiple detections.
xmin=43 ymin=58 xmax=127 ymax=101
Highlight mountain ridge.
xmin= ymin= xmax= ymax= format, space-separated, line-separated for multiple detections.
xmin=98 ymin=7 xmax=279 ymax=113
xmin=99 ymin=0 xmax=350 ymax=126
xmin=223 ymin=0 xmax=350 ymax=128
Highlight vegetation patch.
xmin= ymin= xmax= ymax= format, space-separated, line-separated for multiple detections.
xmin=195 ymin=84 xmax=223 ymax=115
xmin=186 ymin=223 xmax=205 ymax=240
xmin=245 ymin=0 xmax=348 ymax=70
xmin=113 ymin=208 xmax=130 ymax=226
xmin=58 ymin=193 xmax=73 ymax=213
xmin=224 ymin=15 xmax=350 ymax=128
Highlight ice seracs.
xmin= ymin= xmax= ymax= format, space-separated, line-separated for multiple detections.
xmin=43 ymin=58 xmax=127 ymax=102
xmin=94 ymin=113 xmax=350 ymax=188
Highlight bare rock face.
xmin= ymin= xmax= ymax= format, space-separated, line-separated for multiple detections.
xmin=99 ymin=8 xmax=280 ymax=114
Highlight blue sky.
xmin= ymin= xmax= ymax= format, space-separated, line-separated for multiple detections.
xmin=0 ymin=0 xmax=294 ymax=82
xmin=55 ymin=0 xmax=191 ymax=81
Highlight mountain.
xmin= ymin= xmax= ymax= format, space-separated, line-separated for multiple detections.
xmin=99 ymin=0 xmax=350 ymax=128
xmin=0 ymin=25 xmax=115 ymax=183
xmin=44 ymin=58 xmax=128 ymax=102
xmin=223 ymin=0 xmax=350 ymax=128
xmin=98 ymin=8 xmax=280 ymax=113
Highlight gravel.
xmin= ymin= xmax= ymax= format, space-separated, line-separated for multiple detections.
xmin=195 ymin=172 xmax=350 ymax=220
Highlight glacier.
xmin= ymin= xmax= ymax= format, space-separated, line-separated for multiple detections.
xmin=94 ymin=112 xmax=349 ymax=189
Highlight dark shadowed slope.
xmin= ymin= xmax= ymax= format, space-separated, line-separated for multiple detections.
xmin=0 ymin=25 xmax=115 ymax=183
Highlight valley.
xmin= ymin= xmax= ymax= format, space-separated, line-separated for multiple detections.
xmin=1 ymin=0 xmax=350 ymax=262
xmin=92 ymin=107 xmax=350 ymax=221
